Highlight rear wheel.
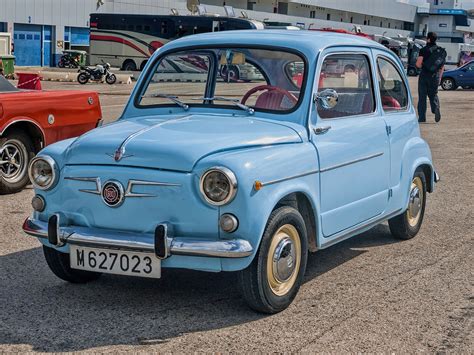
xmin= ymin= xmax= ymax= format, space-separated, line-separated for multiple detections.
xmin=239 ymin=206 xmax=308 ymax=313
xmin=43 ymin=246 xmax=101 ymax=283
xmin=441 ymin=77 xmax=456 ymax=91
xmin=122 ymin=60 xmax=137 ymax=72
xmin=77 ymin=72 xmax=89 ymax=85
xmin=388 ymin=169 xmax=427 ymax=240
xmin=0 ymin=133 xmax=35 ymax=194
xmin=58 ymin=60 xmax=65 ymax=68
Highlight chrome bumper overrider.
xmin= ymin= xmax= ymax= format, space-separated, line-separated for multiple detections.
xmin=22 ymin=217 xmax=253 ymax=259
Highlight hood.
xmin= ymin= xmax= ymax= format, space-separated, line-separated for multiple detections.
xmin=64 ymin=114 xmax=302 ymax=172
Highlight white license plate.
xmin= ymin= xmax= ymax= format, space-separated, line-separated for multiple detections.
xmin=70 ymin=246 xmax=161 ymax=278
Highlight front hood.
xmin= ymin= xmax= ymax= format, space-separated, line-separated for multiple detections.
xmin=64 ymin=114 xmax=302 ymax=172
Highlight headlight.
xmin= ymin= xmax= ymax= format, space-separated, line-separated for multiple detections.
xmin=28 ymin=156 xmax=59 ymax=191
xmin=200 ymin=167 xmax=237 ymax=206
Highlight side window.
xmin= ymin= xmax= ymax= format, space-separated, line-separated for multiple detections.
xmin=377 ymin=57 xmax=409 ymax=111
xmin=318 ymin=54 xmax=374 ymax=119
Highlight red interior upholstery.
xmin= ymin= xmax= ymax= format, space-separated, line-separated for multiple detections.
xmin=382 ymin=95 xmax=401 ymax=110
xmin=254 ymin=91 xmax=286 ymax=110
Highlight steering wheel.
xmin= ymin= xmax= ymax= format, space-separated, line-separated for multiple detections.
xmin=241 ymin=85 xmax=298 ymax=105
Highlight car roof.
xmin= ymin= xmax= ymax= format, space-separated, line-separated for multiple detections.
xmin=163 ymin=29 xmax=389 ymax=58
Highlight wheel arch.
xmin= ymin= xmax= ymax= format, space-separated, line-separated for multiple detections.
xmin=273 ymin=191 xmax=318 ymax=252
xmin=0 ymin=119 xmax=45 ymax=153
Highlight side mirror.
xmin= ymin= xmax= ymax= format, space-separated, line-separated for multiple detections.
xmin=314 ymin=89 xmax=339 ymax=110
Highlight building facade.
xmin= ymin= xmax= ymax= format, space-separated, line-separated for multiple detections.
xmin=0 ymin=0 xmax=472 ymax=67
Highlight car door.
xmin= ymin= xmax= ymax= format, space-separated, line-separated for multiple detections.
xmin=458 ymin=62 xmax=474 ymax=87
xmin=372 ymin=50 xmax=415 ymax=204
xmin=311 ymin=48 xmax=391 ymax=237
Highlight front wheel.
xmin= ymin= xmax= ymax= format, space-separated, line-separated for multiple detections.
xmin=441 ymin=77 xmax=456 ymax=91
xmin=106 ymin=74 xmax=117 ymax=85
xmin=388 ymin=169 xmax=427 ymax=240
xmin=77 ymin=72 xmax=89 ymax=85
xmin=238 ymin=206 xmax=308 ymax=313
xmin=0 ymin=133 xmax=35 ymax=194
xmin=43 ymin=246 xmax=101 ymax=283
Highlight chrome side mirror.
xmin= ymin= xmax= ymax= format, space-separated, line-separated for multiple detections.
xmin=314 ymin=89 xmax=338 ymax=110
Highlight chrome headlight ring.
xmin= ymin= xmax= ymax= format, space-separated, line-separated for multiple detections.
xmin=28 ymin=155 xmax=59 ymax=191
xmin=199 ymin=166 xmax=238 ymax=206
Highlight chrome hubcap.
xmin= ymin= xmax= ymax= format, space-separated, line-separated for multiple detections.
xmin=0 ymin=143 xmax=24 ymax=181
xmin=409 ymin=186 xmax=421 ymax=218
xmin=407 ymin=176 xmax=423 ymax=227
xmin=267 ymin=224 xmax=301 ymax=296
xmin=272 ymin=238 xmax=296 ymax=282
xmin=443 ymin=80 xmax=452 ymax=89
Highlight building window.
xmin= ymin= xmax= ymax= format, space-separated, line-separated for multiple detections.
xmin=388 ymin=22 xmax=391 ymax=28
xmin=327 ymin=13 xmax=331 ymax=21
xmin=247 ymin=1 xmax=255 ymax=10
xmin=380 ymin=21 xmax=383 ymax=27
xmin=350 ymin=17 xmax=353 ymax=23
xmin=367 ymin=20 xmax=370 ymax=26
xmin=310 ymin=10 xmax=316 ymax=18
xmin=364 ymin=20 xmax=367 ymax=25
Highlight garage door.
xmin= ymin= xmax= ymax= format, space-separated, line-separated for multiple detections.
xmin=14 ymin=24 xmax=42 ymax=66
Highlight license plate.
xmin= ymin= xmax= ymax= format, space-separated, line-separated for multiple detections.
xmin=70 ymin=246 xmax=161 ymax=278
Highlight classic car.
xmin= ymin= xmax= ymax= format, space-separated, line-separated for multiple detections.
xmin=0 ymin=76 xmax=102 ymax=194
xmin=23 ymin=30 xmax=438 ymax=313
xmin=440 ymin=60 xmax=474 ymax=90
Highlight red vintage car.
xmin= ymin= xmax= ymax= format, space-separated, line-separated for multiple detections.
xmin=0 ymin=76 xmax=102 ymax=194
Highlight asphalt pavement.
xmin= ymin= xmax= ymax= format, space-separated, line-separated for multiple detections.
xmin=0 ymin=78 xmax=472 ymax=352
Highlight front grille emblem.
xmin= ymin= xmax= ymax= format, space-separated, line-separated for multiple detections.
xmin=101 ymin=180 xmax=125 ymax=207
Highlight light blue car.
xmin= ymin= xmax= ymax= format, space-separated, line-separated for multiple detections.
xmin=23 ymin=30 xmax=438 ymax=313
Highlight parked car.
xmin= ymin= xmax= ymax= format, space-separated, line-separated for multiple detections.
xmin=23 ymin=30 xmax=438 ymax=313
xmin=440 ymin=61 xmax=474 ymax=90
xmin=0 ymin=76 xmax=102 ymax=194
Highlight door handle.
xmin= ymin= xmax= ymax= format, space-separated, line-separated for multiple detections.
xmin=313 ymin=126 xmax=331 ymax=135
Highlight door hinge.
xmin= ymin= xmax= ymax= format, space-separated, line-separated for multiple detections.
xmin=388 ymin=189 xmax=393 ymax=199
xmin=386 ymin=125 xmax=392 ymax=135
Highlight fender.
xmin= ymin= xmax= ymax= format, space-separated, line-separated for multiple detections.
xmin=398 ymin=136 xmax=435 ymax=210
xmin=196 ymin=141 xmax=321 ymax=271
xmin=0 ymin=117 xmax=46 ymax=144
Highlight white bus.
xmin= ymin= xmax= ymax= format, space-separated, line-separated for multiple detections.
xmin=89 ymin=13 xmax=264 ymax=71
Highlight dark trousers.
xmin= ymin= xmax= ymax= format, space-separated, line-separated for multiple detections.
xmin=417 ymin=72 xmax=440 ymax=121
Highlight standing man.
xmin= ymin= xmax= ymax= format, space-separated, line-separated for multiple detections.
xmin=416 ymin=32 xmax=446 ymax=123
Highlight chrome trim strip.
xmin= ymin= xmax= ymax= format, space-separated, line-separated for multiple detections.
xmin=65 ymin=177 xmax=181 ymax=198
xmin=125 ymin=179 xmax=181 ymax=198
xmin=259 ymin=169 xmax=319 ymax=187
xmin=111 ymin=115 xmax=191 ymax=162
xmin=320 ymin=152 xmax=384 ymax=173
xmin=320 ymin=208 xmax=403 ymax=249
xmin=64 ymin=177 xmax=102 ymax=195
xmin=22 ymin=217 xmax=253 ymax=258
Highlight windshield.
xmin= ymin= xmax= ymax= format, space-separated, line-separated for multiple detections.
xmin=138 ymin=47 xmax=306 ymax=113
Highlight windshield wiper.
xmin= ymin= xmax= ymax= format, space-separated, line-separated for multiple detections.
xmin=193 ymin=97 xmax=254 ymax=115
xmin=143 ymin=93 xmax=189 ymax=111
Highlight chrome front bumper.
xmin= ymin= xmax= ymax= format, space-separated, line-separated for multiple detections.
xmin=23 ymin=217 xmax=253 ymax=259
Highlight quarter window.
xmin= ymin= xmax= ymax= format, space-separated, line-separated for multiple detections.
xmin=318 ymin=54 xmax=375 ymax=119
xmin=377 ymin=57 xmax=409 ymax=111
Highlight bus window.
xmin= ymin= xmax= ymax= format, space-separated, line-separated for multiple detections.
xmin=145 ymin=25 xmax=151 ymax=32
xmin=136 ymin=25 xmax=143 ymax=31
xmin=127 ymin=24 xmax=134 ymax=31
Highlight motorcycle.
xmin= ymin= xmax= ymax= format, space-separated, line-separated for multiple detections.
xmin=58 ymin=53 xmax=80 ymax=69
xmin=77 ymin=62 xmax=117 ymax=85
